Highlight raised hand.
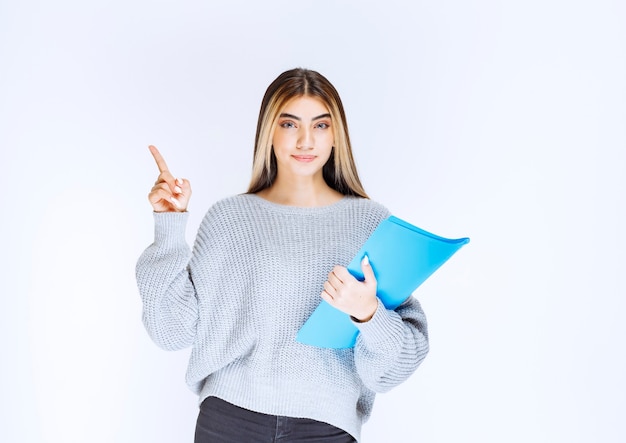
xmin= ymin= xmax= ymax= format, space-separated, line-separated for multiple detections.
xmin=321 ymin=256 xmax=379 ymax=322
xmin=147 ymin=145 xmax=192 ymax=212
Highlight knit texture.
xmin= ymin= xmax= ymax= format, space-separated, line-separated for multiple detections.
xmin=136 ymin=194 xmax=429 ymax=441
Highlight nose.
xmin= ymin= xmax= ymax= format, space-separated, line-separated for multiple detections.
xmin=297 ymin=127 xmax=314 ymax=150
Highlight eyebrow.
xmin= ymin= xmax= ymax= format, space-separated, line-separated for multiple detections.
xmin=279 ymin=112 xmax=331 ymax=121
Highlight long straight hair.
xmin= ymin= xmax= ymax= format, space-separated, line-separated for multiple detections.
xmin=247 ymin=68 xmax=368 ymax=198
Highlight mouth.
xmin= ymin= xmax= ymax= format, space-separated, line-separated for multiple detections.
xmin=292 ymin=155 xmax=316 ymax=162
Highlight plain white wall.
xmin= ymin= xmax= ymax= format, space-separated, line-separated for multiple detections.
xmin=1 ymin=0 xmax=625 ymax=442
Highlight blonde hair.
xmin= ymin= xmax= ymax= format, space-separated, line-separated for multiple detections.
xmin=247 ymin=68 xmax=368 ymax=198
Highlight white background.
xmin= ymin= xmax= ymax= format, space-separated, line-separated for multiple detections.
xmin=1 ymin=1 xmax=625 ymax=442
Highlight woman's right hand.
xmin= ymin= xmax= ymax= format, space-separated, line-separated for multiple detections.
xmin=147 ymin=145 xmax=192 ymax=212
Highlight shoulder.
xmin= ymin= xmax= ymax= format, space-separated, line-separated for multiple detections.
xmin=206 ymin=193 xmax=275 ymax=216
xmin=350 ymin=196 xmax=390 ymax=214
xmin=192 ymin=194 xmax=260 ymax=252
xmin=206 ymin=193 xmax=255 ymax=214
xmin=343 ymin=196 xmax=391 ymax=221
xmin=339 ymin=196 xmax=392 ymax=237
xmin=197 ymin=194 xmax=254 ymax=232
xmin=199 ymin=194 xmax=391 ymax=231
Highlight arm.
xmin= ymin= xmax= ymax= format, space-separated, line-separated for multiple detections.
xmin=136 ymin=145 xmax=197 ymax=350
xmin=320 ymin=257 xmax=429 ymax=392
xmin=136 ymin=212 xmax=198 ymax=351
xmin=352 ymin=296 xmax=429 ymax=393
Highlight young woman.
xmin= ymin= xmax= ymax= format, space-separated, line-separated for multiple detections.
xmin=136 ymin=68 xmax=429 ymax=442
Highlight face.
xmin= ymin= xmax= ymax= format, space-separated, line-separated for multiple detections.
xmin=271 ymin=95 xmax=334 ymax=181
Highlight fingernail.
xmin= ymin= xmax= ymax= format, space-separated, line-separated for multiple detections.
xmin=170 ymin=197 xmax=180 ymax=208
xmin=363 ymin=255 xmax=369 ymax=265
xmin=176 ymin=178 xmax=183 ymax=186
xmin=174 ymin=186 xmax=182 ymax=193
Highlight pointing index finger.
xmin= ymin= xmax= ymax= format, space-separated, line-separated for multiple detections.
xmin=149 ymin=145 xmax=170 ymax=173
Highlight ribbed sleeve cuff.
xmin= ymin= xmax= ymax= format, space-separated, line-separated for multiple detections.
xmin=153 ymin=212 xmax=189 ymax=247
xmin=353 ymin=298 xmax=401 ymax=346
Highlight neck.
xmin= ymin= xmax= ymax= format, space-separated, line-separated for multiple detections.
xmin=257 ymin=174 xmax=343 ymax=207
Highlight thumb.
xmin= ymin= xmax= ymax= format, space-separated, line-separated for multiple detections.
xmin=361 ymin=255 xmax=376 ymax=285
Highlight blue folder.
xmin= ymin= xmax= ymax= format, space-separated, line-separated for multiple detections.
xmin=296 ymin=216 xmax=469 ymax=348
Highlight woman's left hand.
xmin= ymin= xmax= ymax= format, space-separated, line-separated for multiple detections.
xmin=321 ymin=256 xmax=379 ymax=322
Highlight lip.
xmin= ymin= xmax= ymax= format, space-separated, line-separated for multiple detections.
xmin=292 ymin=155 xmax=316 ymax=162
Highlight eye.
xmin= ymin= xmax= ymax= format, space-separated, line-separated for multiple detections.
xmin=315 ymin=122 xmax=330 ymax=129
xmin=280 ymin=121 xmax=296 ymax=129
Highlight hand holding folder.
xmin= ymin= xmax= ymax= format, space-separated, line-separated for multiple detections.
xmin=296 ymin=216 xmax=469 ymax=349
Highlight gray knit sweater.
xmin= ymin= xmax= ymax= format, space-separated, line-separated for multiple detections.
xmin=136 ymin=193 xmax=429 ymax=441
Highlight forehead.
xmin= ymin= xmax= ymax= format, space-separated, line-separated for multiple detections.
xmin=280 ymin=95 xmax=330 ymax=116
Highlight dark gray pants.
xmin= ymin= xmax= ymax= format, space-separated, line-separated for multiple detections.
xmin=194 ymin=396 xmax=356 ymax=443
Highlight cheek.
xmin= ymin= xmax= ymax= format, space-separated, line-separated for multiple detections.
xmin=315 ymin=129 xmax=334 ymax=146
xmin=271 ymin=138 xmax=287 ymax=156
xmin=271 ymin=132 xmax=283 ymax=148
xmin=321 ymin=142 xmax=334 ymax=162
xmin=272 ymin=130 xmax=296 ymax=150
xmin=323 ymin=133 xmax=335 ymax=150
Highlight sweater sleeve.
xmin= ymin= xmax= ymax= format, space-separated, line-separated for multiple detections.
xmin=135 ymin=212 xmax=198 ymax=351
xmin=352 ymin=296 xmax=429 ymax=393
